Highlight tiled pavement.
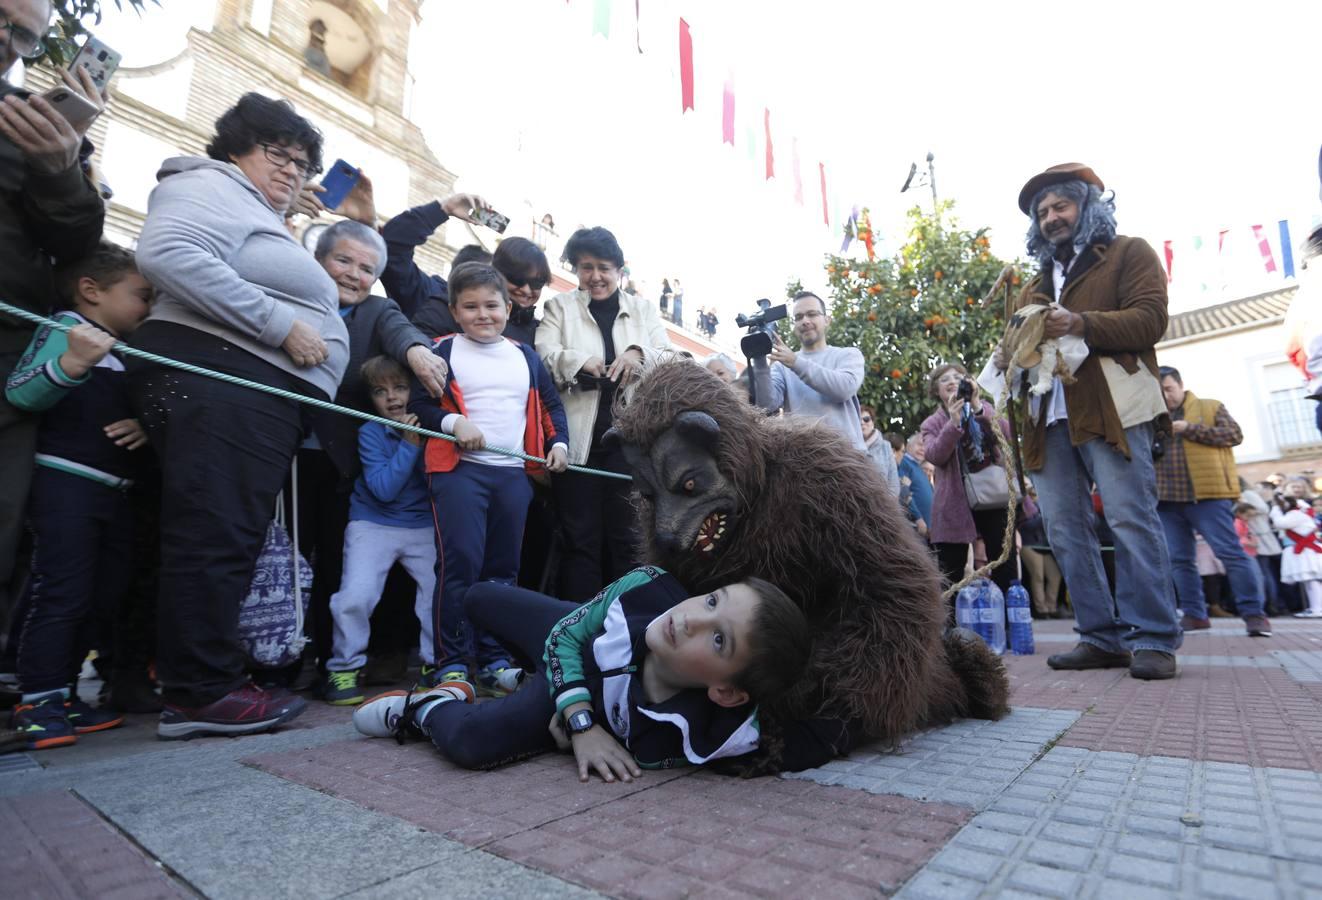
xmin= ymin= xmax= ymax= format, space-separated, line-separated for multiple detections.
xmin=6 ymin=616 xmax=1322 ymax=898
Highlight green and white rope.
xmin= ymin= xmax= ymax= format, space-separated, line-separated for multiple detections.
xmin=0 ymin=301 xmax=631 ymax=481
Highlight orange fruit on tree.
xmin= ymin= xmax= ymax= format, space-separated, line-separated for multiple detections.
xmin=890 ymin=369 xmax=903 ymax=378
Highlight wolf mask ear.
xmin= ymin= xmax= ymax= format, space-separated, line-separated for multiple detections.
xmin=673 ymin=411 xmax=720 ymax=451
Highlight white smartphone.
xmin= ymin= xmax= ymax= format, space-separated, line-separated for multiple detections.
xmin=39 ymin=86 xmax=100 ymax=126
xmin=69 ymin=35 xmax=121 ymax=91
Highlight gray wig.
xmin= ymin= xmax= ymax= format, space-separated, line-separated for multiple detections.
xmin=314 ymin=220 xmax=388 ymax=279
xmin=1024 ymin=180 xmax=1117 ymax=267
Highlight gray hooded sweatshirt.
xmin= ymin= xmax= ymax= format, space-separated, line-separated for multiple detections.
xmin=135 ymin=157 xmax=348 ymax=399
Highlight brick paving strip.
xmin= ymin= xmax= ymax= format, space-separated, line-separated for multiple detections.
xmin=245 ymin=740 xmax=970 ymax=898
xmin=1 ymin=789 xmax=193 ymax=899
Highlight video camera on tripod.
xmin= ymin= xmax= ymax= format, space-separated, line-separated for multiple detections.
xmin=736 ymin=298 xmax=788 ymax=409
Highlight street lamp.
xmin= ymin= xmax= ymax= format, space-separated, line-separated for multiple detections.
xmin=900 ymin=151 xmax=938 ymax=214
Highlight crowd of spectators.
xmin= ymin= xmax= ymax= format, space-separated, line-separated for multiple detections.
xmin=4 ymin=6 xmax=1322 ymax=774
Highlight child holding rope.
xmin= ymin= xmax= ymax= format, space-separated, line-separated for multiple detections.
xmin=407 ymin=263 xmax=569 ymax=694
xmin=4 ymin=243 xmax=153 ymax=749
xmin=1270 ymin=477 xmax=1322 ymax=618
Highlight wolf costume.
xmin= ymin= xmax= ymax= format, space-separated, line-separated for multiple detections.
xmin=608 ymin=361 xmax=1009 ymax=773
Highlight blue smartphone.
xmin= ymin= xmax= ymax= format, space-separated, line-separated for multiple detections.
xmin=319 ymin=159 xmax=360 ymax=211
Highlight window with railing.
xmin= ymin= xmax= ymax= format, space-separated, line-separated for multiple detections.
xmin=1268 ymin=384 xmax=1322 ymax=450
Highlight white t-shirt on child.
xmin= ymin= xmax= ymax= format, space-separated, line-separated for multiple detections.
xmin=441 ymin=335 xmax=530 ymax=468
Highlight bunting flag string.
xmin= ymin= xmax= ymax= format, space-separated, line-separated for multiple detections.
xmin=1163 ymin=240 xmax=1173 ymax=283
xmin=819 ymin=163 xmax=829 ymax=227
xmin=1280 ymin=220 xmax=1295 ymax=278
xmin=1251 ymin=224 xmax=1278 ymax=274
xmin=678 ymin=18 xmax=694 ymax=113
xmin=592 ymin=0 xmax=610 ymax=37
xmin=721 ymin=76 xmax=735 ymax=145
xmin=763 ymin=108 xmax=774 ymax=180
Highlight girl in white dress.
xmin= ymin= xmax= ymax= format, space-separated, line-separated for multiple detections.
xmin=1269 ymin=477 xmax=1322 ymax=617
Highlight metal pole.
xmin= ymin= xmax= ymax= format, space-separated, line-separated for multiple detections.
xmin=926 ymin=151 xmax=938 ymax=213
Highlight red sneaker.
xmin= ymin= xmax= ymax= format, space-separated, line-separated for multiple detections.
xmin=157 ymin=683 xmax=306 ymax=741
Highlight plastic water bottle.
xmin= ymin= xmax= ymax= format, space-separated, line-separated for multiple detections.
xmin=1006 ymin=579 xmax=1035 ymax=655
xmin=979 ymin=580 xmax=1006 ymax=655
xmin=955 ymin=583 xmax=979 ymax=632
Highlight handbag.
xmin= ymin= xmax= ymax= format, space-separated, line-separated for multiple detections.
xmin=958 ymin=444 xmax=1018 ymax=512
xmin=238 ymin=459 xmax=312 ymax=668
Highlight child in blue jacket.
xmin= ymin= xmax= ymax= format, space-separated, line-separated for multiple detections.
xmin=322 ymin=355 xmax=438 ymax=705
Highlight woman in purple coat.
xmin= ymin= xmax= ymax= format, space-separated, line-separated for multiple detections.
xmin=920 ymin=363 xmax=1018 ymax=619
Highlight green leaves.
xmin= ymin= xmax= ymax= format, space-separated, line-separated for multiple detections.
xmin=790 ymin=200 xmax=1027 ymax=436
xmin=39 ymin=1 xmax=160 ymax=67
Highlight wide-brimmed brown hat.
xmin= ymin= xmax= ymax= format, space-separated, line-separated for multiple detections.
xmin=1018 ymin=163 xmax=1104 ymax=215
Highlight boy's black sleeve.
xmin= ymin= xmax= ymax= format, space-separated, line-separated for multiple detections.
xmin=406 ymin=368 xmax=448 ymax=434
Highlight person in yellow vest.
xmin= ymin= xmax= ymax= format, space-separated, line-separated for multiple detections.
xmin=1155 ymin=367 xmax=1270 ymax=637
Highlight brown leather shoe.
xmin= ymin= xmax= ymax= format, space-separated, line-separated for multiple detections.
xmin=1208 ymin=605 xmax=1234 ymax=618
xmin=1130 ymin=650 xmax=1177 ymax=680
xmin=1047 ymin=642 xmax=1132 ymax=670
xmin=1244 ymin=615 xmax=1272 ymax=637
xmin=1180 ymin=614 xmax=1211 ymax=632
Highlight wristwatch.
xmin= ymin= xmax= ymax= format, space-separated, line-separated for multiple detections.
xmin=566 ymin=708 xmax=595 ymax=735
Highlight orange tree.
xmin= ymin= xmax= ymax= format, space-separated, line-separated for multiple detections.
xmin=782 ymin=201 xmax=1026 ymax=436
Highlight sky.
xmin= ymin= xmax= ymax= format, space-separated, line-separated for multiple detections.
xmin=83 ymin=0 xmax=1322 ymax=341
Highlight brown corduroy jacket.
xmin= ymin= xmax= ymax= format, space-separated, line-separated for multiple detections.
xmin=1008 ymin=235 xmax=1170 ymax=471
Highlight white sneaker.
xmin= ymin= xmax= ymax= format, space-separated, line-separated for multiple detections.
xmin=352 ymin=682 xmax=474 ymax=739
xmin=1294 ymin=609 xmax=1322 ymax=618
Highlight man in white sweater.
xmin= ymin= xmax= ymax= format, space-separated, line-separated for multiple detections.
xmin=763 ymin=292 xmax=866 ymax=452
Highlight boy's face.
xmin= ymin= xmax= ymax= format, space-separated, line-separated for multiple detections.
xmin=644 ymin=582 xmax=758 ymax=708
xmin=368 ymin=377 xmax=410 ymax=421
xmin=452 ymin=286 xmax=509 ymax=343
xmin=80 ymin=272 xmax=154 ymax=337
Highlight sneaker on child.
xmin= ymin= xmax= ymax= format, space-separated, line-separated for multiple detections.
xmin=65 ymin=697 xmax=126 ymax=734
xmin=477 ymin=665 xmax=524 ymax=698
xmin=12 ymin=694 xmax=77 ymax=750
xmin=157 ymin=682 xmax=307 ymax=740
xmin=322 ymin=670 xmax=365 ymax=706
xmin=353 ymin=681 xmax=474 ymax=740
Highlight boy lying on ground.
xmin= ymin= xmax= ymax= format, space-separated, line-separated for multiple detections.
xmin=353 ymin=566 xmax=810 ymax=781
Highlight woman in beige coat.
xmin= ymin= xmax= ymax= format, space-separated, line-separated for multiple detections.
xmin=536 ymin=227 xmax=671 ymax=601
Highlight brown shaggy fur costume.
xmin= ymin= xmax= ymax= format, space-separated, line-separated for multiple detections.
xmin=610 ymin=361 xmax=1010 ymax=772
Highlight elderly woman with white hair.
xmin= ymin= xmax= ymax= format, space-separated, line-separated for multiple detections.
xmin=297 ymin=218 xmax=448 ymax=681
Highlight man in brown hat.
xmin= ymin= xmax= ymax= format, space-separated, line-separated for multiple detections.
xmin=993 ymin=162 xmax=1180 ymax=680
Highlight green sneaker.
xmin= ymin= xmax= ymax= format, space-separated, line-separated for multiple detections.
xmin=322 ymin=670 xmax=365 ymax=706
xmin=477 ymin=665 xmax=524 ymax=698
xmin=417 ymin=665 xmax=468 ymax=689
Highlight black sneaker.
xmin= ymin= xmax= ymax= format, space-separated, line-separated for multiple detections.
xmin=1129 ymin=650 xmax=1177 ymax=680
xmin=1244 ymin=615 xmax=1272 ymax=637
xmin=11 ymin=694 xmax=77 ymax=750
xmin=321 ymin=669 xmax=365 ymax=706
xmin=65 ymin=698 xmax=125 ymax=734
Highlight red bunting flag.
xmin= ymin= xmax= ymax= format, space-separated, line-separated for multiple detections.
xmin=678 ymin=19 xmax=694 ymax=113
xmin=763 ymin=108 xmax=774 ymax=180
xmin=1163 ymin=240 xmax=1173 ymax=283
xmin=1251 ymin=224 xmax=1278 ymax=274
xmin=791 ymin=138 xmax=803 ymax=206
xmin=819 ymin=163 xmax=829 ymax=226
xmin=721 ymin=77 xmax=735 ymax=145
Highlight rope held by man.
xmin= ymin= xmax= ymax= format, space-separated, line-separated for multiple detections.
xmin=0 ymin=301 xmax=631 ymax=481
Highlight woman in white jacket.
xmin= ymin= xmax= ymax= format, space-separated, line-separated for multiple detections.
xmin=1269 ymin=478 xmax=1322 ymax=617
xmin=536 ymin=227 xmax=671 ymax=601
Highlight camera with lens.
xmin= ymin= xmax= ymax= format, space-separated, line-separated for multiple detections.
xmin=736 ymin=299 xmax=789 ymax=411
xmin=736 ymin=298 xmax=788 ymax=360
xmin=956 ymin=378 xmax=975 ymax=402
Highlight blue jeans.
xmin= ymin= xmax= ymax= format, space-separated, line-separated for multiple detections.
xmin=1157 ymin=499 xmax=1265 ymax=620
xmin=1029 ymin=422 xmax=1181 ymax=654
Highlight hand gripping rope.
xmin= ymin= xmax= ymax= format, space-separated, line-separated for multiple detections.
xmin=0 ymin=302 xmax=631 ymax=481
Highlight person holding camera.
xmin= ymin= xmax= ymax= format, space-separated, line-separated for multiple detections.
xmin=763 ymin=291 xmax=866 ymax=451
xmin=0 ymin=0 xmax=108 ymax=614
xmin=920 ymin=364 xmax=1018 ymax=611
xmin=536 ymin=227 xmax=670 ymax=602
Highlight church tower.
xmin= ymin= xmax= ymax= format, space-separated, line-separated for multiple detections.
xmin=56 ymin=0 xmax=457 ymax=274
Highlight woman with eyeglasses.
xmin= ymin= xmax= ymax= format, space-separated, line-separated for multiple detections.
xmin=536 ymin=227 xmax=672 ymax=602
xmin=125 ymin=93 xmax=348 ymax=739
xmin=858 ymin=404 xmax=900 ymax=497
